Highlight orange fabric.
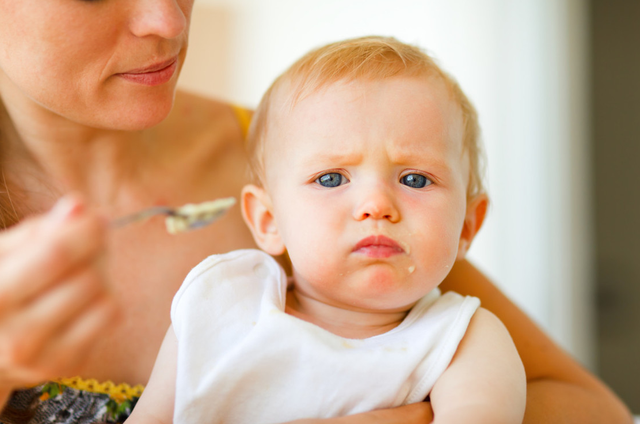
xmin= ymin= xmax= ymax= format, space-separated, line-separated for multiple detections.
xmin=231 ymin=104 xmax=252 ymax=139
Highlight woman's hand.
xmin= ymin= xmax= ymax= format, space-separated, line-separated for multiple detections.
xmin=287 ymin=402 xmax=433 ymax=424
xmin=0 ymin=196 xmax=120 ymax=407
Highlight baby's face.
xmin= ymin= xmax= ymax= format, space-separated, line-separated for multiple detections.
xmin=263 ymin=76 xmax=472 ymax=312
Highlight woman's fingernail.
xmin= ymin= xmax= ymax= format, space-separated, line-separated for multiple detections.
xmin=49 ymin=196 xmax=84 ymax=223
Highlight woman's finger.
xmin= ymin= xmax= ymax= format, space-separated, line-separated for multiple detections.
xmin=33 ymin=295 xmax=120 ymax=381
xmin=0 ymin=197 xmax=107 ymax=311
xmin=0 ymin=291 xmax=119 ymax=386
xmin=0 ymin=195 xmax=84 ymax=252
xmin=1 ymin=265 xmax=108 ymax=366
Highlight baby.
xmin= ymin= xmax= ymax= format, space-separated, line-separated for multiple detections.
xmin=127 ymin=36 xmax=526 ymax=424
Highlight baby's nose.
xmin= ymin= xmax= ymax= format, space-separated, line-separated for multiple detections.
xmin=352 ymin=185 xmax=400 ymax=222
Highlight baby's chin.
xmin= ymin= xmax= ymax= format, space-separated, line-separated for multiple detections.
xmin=311 ymin=265 xmax=432 ymax=312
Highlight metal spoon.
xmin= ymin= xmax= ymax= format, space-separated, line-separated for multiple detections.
xmin=111 ymin=197 xmax=237 ymax=234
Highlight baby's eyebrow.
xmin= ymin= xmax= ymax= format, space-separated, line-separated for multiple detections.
xmin=387 ymin=147 xmax=451 ymax=169
xmin=393 ymin=154 xmax=448 ymax=168
xmin=299 ymin=151 xmax=363 ymax=166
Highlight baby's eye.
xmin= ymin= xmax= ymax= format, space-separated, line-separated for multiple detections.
xmin=400 ymin=174 xmax=431 ymax=189
xmin=316 ymin=173 xmax=348 ymax=188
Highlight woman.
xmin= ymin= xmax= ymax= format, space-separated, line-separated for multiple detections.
xmin=0 ymin=1 xmax=631 ymax=423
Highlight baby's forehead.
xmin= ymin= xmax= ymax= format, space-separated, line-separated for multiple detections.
xmin=260 ymin=83 xmax=468 ymax=191
xmin=247 ymin=39 xmax=483 ymax=197
xmin=268 ymin=76 xmax=465 ymax=152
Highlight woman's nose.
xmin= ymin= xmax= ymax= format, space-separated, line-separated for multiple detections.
xmin=129 ymin=0 xmax=189 ymax=39
xmin=352 ymin=184 xmax=400 ymax=223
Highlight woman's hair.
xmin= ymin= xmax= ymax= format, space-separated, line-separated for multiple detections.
xmin=246 ymin=35 xmax=486 ymax=199
xmin=0 ymin=98 xmax=23 ymax=229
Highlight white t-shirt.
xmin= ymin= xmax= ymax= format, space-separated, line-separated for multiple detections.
xmin=171 ymin=249 xmax=480 ymax=424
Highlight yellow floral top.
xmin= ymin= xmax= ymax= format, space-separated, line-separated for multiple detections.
xmin=42 ymin=377 xmax=144 ymax=404
xmin=2 ymin=377 xmax=144 ymax=424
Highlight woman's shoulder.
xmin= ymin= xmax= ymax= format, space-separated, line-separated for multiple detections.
xmin=158 ymin=90 xmax=254 ymax=193
xmin=173 ymin=90 xmax=234 ymax=118
xmin=155 ymin=90 xmax=253 ymax=168
xmin=169 ymin=90 xmax=251 ymax=143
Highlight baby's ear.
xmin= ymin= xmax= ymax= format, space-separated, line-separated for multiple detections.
xmin=241 ymin=184 xmax=286 ymax=255
xmin=457 ymin=193 xmax=489 ymax=259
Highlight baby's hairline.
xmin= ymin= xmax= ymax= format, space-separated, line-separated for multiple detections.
xmin=246 ymin=36 xmax=487 ymax=199
xmin=251 ymin=76 xmax=483 ymax=201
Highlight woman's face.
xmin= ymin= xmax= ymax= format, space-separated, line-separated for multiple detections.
xmin=0 ymin=0 xmax=194 ymax=130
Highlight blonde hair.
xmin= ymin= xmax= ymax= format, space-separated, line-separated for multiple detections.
xmin=247 ymin=36 xmax=485 ymax=198
xmin=0 ymin=99 xmax=22 ymax=229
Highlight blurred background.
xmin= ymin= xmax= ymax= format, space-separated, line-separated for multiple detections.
xmin=177 ymin=0 xmax=639 ymax=413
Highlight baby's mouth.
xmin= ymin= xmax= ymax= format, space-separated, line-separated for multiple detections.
xmin=353 ymin=235 xmax=405 ymax=259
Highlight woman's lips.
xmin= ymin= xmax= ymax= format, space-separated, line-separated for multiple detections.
xmin=116 ymin=57 xmax=178 ymax=86
xmin=353 ymin=235 xmax=405 ymax=259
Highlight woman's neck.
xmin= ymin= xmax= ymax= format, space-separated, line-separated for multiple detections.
xmin=0 ymin=76 xmax=149 ymax=213
xmin=285 ymin=287 xmax=410 ymax=339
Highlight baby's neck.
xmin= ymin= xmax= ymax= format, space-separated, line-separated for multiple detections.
xmin=285 ymin=288 xmax=410 ymax=339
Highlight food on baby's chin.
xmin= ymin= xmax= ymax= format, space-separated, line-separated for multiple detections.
xmin=165 ymin=197 xmax=236 ymax=234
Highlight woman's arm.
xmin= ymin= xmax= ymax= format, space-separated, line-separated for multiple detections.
xmin=440 ymin=259 xmax=633 ymax=424
xmin=288 ymin=403 xmax=433 ymax=424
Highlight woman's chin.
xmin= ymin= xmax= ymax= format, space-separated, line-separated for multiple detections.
xmin=78 ymin=81 xmax=179 ymax=130
xmin=116 ymin=108 xmax=172 ymax=130
xmin=83 ymin=98 xmax=175 ymax=131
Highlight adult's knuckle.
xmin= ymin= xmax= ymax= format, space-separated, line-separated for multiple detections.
xmin=0 ymin=260 xmax=32 ymax=312
xmin=96 ymin=298 xmax=121 ymax=326
xmin=0 ymin=285 xmax=11 ymax=312
xmin=44 ymin=238 xmax=74 ymax=269
xmin=78 ymin=214 xmax=107 ymax=247
xmin=78 ymin=272 xmax=105 ymax=299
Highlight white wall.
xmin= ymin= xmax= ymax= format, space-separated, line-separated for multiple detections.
xmin=179 ymin=0 xmax=594 ymax=366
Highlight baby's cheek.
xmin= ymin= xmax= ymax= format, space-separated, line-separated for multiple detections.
xmin=286 ymin=237 xmax=334 ymax=280
xmin=412 ymin=229 xmax=460 ymax=276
